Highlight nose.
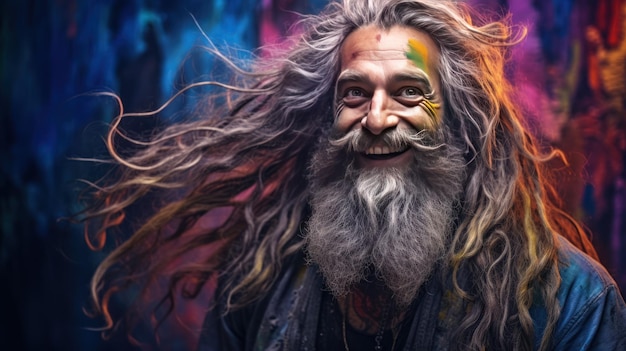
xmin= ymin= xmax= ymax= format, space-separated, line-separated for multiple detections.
xmin=362 ymin=89 xmax=399 ymax=135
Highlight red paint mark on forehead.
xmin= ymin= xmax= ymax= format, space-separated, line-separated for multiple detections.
xmin=375 ymin=34 xmax=381 ymax=42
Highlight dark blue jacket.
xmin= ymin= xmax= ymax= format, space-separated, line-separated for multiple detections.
xmin=199 ymin=236 xmax=626 ymax=350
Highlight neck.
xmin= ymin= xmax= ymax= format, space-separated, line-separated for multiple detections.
xmin=338 ymin=279 xmax=408 ymax=335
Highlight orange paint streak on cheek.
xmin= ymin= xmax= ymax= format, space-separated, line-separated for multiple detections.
xmin=421 ymin=99 xmax=441 ymax=125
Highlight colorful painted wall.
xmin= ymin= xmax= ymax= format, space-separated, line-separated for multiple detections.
xmin=1 ymin=0 xmax=624 ymax=350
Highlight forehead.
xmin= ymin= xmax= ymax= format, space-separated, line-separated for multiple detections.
xmin=340 ymin=25 xmax=439 ymax=71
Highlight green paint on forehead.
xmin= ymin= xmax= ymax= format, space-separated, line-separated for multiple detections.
xmin=405 ymin=38 xmax=429 ymax=73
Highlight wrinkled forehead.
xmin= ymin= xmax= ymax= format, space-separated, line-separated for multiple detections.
xmin=339 ymin=25 xmax=439 ymax=73
xmin=342 ymin=49 xmax=409 ymax=62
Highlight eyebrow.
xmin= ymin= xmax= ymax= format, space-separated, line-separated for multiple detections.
xmin=335 ymin=69 xmax=434 ymax=94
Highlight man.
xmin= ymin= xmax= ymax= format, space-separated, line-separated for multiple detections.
xmin=82 ymin=0 xmax=626 ymax=350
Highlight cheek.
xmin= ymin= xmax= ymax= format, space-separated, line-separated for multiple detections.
xmin=335 ymin=106 xmax=366 ymax=132
xmin=394 ymin=104 xmax=440 ymax=131
xmin=420 ymin=101 xmax=443 ymax=129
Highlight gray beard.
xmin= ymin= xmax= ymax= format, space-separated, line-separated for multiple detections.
xmin=305 ymin=127 xmax=466 ymax=306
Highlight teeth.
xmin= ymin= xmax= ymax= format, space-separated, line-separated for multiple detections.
xmin=365 ymin=145 xmax=404 ymax=155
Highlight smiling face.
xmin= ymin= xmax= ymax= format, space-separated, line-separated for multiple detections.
xmin=335 ymin=25 xmax=443 ymax=168
xmin=307 ymin=27 xmax=466 ymax=304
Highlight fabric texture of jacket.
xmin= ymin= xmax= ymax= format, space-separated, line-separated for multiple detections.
xmin=198 ymin=236 xmax=626 ymax=350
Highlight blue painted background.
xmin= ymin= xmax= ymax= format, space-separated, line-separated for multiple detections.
xmin=1 ymin=0 xmax=624 ymax=350
xmin=0 ymin=1 xmax=326 ymax=349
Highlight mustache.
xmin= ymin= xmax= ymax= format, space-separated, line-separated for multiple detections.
xmin=328 ymin=127 xmax=445 ymax=154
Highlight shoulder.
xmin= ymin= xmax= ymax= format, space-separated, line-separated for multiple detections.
xmin=556 ymin=235 xmax=617 ymax=308
xmin=546 ymin=235 xmax=626 ymax=349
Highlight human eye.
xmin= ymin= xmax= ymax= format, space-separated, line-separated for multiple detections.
xmin=399 ymin=86 xmax=422 ymax=98
xmin=395 ymin=86 xmax=424 ymax=105
xmin=342 ymin=87 xmax=368 ymax=105
xmin=345 ymin=88 xmax=365 ymax=97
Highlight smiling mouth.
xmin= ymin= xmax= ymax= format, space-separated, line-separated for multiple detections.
xmin=362 ymin=145 xmax=410 ymax=160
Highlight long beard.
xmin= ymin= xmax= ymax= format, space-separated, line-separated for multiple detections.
xmin=305 ymin=127 xmax=466 ymax=306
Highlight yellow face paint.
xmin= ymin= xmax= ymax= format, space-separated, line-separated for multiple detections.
xmin=406 ymin=38 xmax=429 ymax=73
xmin=407 ymin=39 xmax=440 ymax=124
xmin=420 ymin=99 xmax=441 ymax=123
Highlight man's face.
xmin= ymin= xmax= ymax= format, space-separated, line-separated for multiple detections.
xmin=335 ymin=25 xmax=443 ymax=169
xmin=306 ymin=26 xmax=464 ymax=305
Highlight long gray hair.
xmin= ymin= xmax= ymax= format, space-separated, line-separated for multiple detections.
xmin=80 ymin=1 xmax=594 ymax=349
